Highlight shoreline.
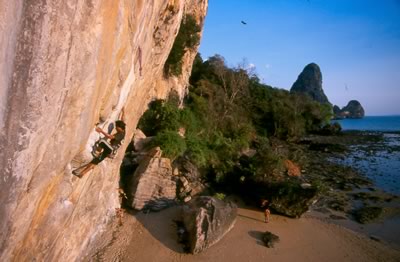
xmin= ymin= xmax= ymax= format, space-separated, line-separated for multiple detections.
xmin=302 ymin=130 xmax=400 ymax=247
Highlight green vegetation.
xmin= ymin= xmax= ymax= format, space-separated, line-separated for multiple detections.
xmin=141 ymin=53 xmax=333 ymax=204
xmin=150 ymin=130 xmax=187 ymax=160
xmin=353 ymin=206 xmax=383 ymax=224
xmin=213 ymin=192 xmax=226 ymax=201
xmin=164 ymin=15 xmax=201 ymax=77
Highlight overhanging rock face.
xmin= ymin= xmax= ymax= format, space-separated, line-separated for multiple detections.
xmin=0 ymin=0 xmax=208 ymax=260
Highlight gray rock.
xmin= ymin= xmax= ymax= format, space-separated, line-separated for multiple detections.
xmin=174 ymin=157 xmax=201 ymax=183
xmin=127 ymin=147 xmax=177 ymax=211
xmin=182 ymin=196 xmax=237 ymax=254
xmin=133 ymin=129 xmax=154 ymax=151
xmin=301 ymin=183 xmax=312 ymax=189
xmin=262 ymin=231 xmax=280 ymax=248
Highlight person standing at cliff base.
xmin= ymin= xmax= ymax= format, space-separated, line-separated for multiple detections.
xmin=73 ymin=108 xmax=126 ymax=178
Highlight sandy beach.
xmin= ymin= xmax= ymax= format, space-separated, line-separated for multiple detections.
xmin=87 ymin=202 xmax=400 ymax=262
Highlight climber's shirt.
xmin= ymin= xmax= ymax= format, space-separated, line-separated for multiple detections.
xmin=110 ymin=130 xmax=125 ymax=148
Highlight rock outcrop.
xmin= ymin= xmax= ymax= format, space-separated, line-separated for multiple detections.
xmin=0 ymin=1 xmax=208 ymax=260
xmin=126 ymin=147 xmax=177 ymax=211
xmin=334 ymin=100 xmax=365 ymax=119
xmin=270 ymin=184 xmax=318 ymax=218
xmin=181 ymin=196 xmax=237 ymax=254
xmin=174 ymin=156 xmax=206 ymax=201
xmin=290 ymin=63 xmax=331 ymax=105
xmin=262 ymin=231 xmax=280 ymax=248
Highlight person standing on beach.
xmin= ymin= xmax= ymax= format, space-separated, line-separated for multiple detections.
xmin=261 ymin=199 xmax=271 ymax=223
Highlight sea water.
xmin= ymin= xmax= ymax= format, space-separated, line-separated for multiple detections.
xmin=333 ymin=115 xmax=400 ymax=132
xmin=332 ymin=116 xmax=400 ymax=195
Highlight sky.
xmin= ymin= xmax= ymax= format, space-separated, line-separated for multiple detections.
xmin=199 ymin=0 xmax=400 ymax=116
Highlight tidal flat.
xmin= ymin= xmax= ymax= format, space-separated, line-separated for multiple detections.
xmin=299 ymin=131 xmax=400 ymax=248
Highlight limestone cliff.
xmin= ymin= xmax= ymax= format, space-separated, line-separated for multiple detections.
xmin=290 ymin=63 xmax=331 ymax=105
xmin=0 ymin=0 xmax=208 ymax=260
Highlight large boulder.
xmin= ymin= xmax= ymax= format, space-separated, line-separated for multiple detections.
xmin=126 ymin=147 xmax=177 ymax=211
xmin=262 ymin=231 xmax=280 ymax=248
xmin=181 ymin=196 xmax=237 ymax=254
xmin=290 ymin=63 xmax=331 ymax=105
xmin=269 ymin=182 xmax=318 ymax=218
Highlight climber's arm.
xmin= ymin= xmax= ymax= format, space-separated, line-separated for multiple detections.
xmin=119 ymin=107 xmax=125 ymax=122
xmin=95 ymin=127 xmax=114 ymax=139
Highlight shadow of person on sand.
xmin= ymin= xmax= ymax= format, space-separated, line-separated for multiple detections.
xmin=132 ymin=204 xmax=186 ymax=254
xmin=248 ymin=230 xmax=266 ymax=247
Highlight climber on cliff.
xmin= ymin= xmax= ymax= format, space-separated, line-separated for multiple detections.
xmin=73 ymin=107 xmax=126 ymax=178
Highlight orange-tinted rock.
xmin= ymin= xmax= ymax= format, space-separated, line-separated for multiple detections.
xmin=0 ymin=1 xmax=208 ymax=260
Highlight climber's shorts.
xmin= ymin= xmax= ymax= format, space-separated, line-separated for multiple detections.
xmin=91 ymin=141 xmax=113 ymax=165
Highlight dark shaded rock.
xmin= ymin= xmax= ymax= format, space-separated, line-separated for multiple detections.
xmin=262 ymin=231 xmax=280 ymax=248
xmin=309 ymin=142 xmax=347 ymax=153
xmin=290 ymin=63 xmax=331 ymax=105
xmin=174 ymin=156 xmax=201 ymax=183
xmin=181 ymin=196 xmax=237 ymax=254
xmin=353 ymin=206 xmax=382 ymax=224
xmin=269 ymin=182 xmax=318 ymax=218
xmin=175 ymin=220 xmax=191 ymax=252
xmin=174 ymin=157 xmax=206 ymax=200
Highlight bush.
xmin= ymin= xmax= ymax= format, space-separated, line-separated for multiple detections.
xmin=137 ymin=99 xmax=181 ymax=136
xmin=150 ymin=130 xmax=187 ymax=160
xmin=214 ymin=192 xmax=226 ymax=200
xmin=164 ymin=15 xmax=201 ymax=76
xmin=185 ymin=134 xmax=209 ymax=167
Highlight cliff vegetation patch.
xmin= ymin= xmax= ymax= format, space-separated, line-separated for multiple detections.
xmin=164 ymin=15 xmax=201 ymax=76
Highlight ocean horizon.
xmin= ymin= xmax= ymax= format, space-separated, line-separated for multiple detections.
xmin=333 ymin=115 xmax=400 ymax=132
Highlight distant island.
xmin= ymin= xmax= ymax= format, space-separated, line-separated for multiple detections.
xmin=333 ymin=100 xmax=365 ymax=119
xmin=290 ymin=63 xmax=365 ymax=119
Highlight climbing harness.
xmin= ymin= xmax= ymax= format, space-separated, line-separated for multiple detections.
xmin=92 ymin=137 xmax=124 ymax=159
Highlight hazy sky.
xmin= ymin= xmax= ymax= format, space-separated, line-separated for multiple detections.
xmin=199 ymin=0 xmax=400 ymax=116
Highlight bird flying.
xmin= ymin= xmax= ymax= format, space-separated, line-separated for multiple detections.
xmin=241 ymin=20 xmax=247 ymax=25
